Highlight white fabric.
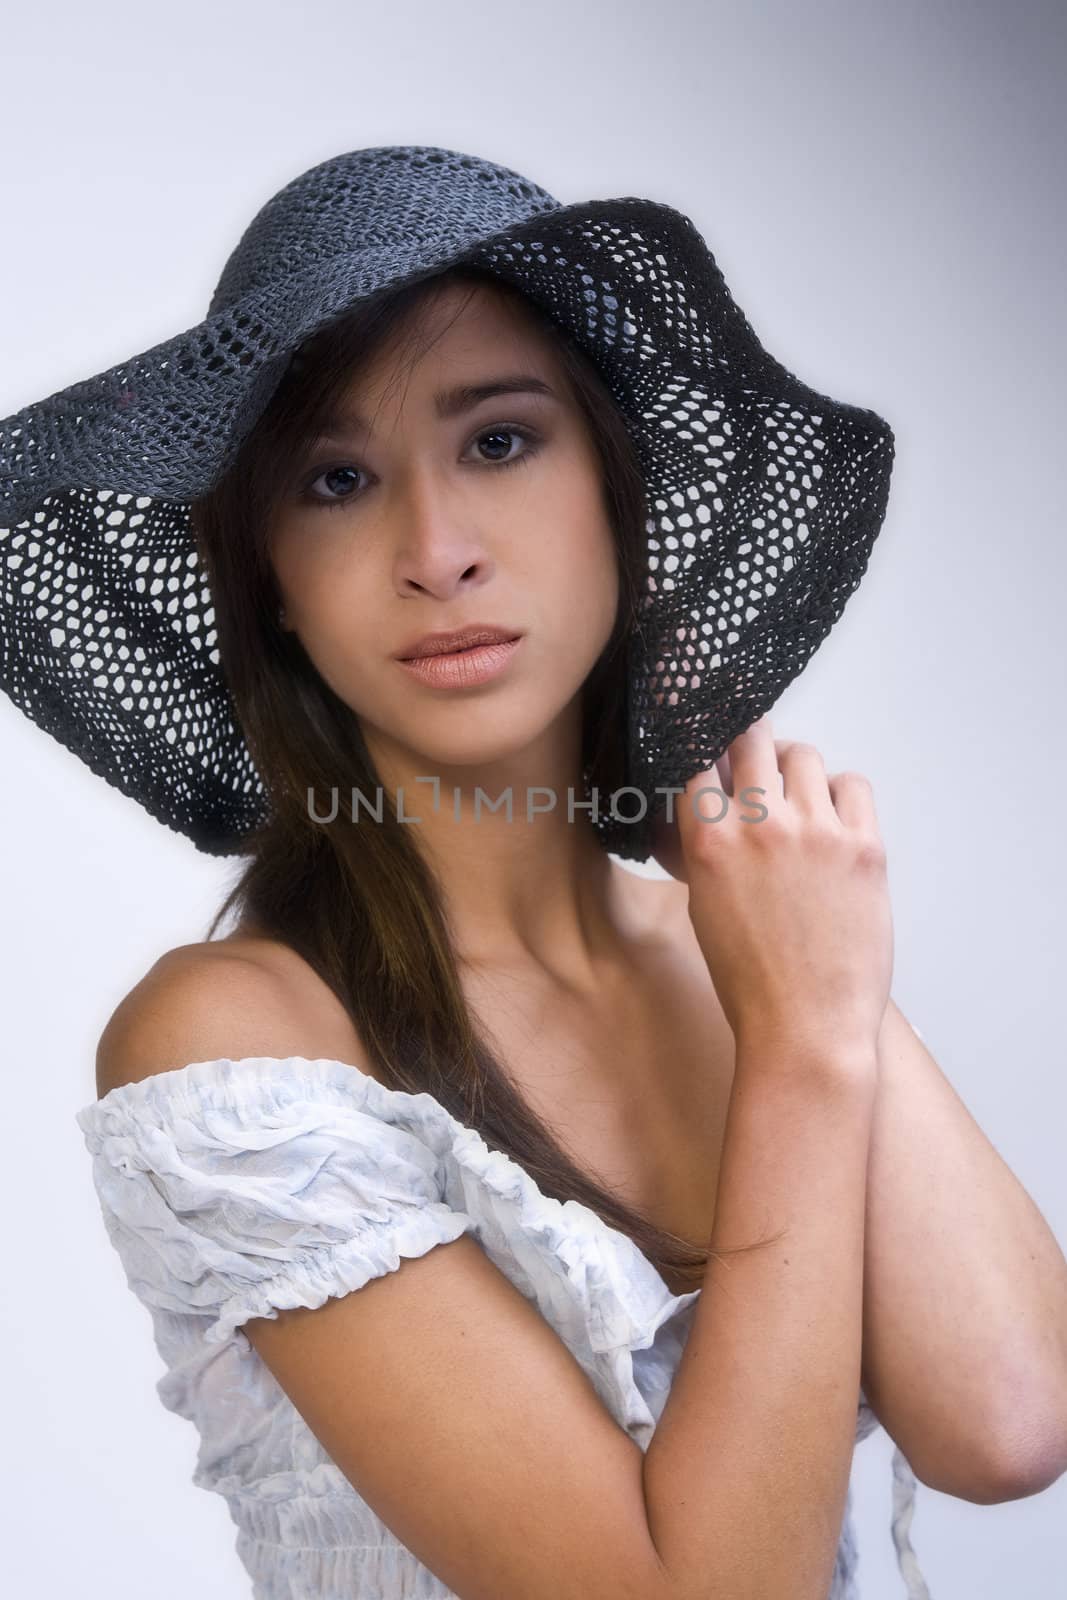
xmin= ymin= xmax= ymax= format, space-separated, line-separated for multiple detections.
xmin=75 ymin=1054 xmax=929 ymax=1599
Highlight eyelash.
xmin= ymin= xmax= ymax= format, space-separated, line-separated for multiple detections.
xmin=300 ymin=423 xmax=543 ymax=513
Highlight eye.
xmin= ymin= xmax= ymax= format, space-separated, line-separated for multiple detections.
xmin=302 ymin=463 xmax=365 ymax=510
xmin=299 ymin=423 xmax=543 ymax=513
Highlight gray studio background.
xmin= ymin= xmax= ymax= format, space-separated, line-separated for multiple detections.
xmin=2 ymin=1 xmax=1064 ymax=1595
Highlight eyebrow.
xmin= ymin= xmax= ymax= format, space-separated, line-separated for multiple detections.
xmin=312 ymin=374 xmax=558 ymax=440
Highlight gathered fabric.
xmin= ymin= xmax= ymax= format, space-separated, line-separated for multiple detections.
xmin=75 ymin=1053 xmax=930 ymax=1599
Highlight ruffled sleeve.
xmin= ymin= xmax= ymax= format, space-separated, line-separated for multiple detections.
xmin=74 ymin=1056 xmax=478 ymax=1354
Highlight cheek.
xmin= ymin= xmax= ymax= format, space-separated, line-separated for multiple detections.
xmin=278 ymin=550 xmax=382 ymax=699
xmin=536 ymin=477 xmax=620 ymax=643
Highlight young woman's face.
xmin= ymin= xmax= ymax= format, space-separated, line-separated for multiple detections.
xmin=269 ymin=282 xmax=620 ymax=783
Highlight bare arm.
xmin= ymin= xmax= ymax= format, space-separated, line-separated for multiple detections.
xmin=858 ymin=998 xmax=1067 ymax=1498
xmin=643 ymin=1040 xmax=876 ymax=1600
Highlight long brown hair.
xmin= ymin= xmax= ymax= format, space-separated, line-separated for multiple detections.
xmin=190 ymin=265 xmax=776 ymax=1291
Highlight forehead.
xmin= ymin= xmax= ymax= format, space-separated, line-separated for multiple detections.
xmin=321 ymin=282 xmax=565 ymax=435
xmin=405 ymin=276 xmax=549 ymax=344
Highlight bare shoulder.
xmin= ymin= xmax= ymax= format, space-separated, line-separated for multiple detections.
xmin=94 ymin=929 xmax=376 ymax=1099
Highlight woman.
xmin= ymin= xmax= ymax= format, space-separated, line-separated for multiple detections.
xmin=3 ymin=145 xmax=1062 ymax=1600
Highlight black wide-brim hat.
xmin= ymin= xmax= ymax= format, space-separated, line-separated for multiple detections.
xmin=0 ymin=145 xmax=894 ymax=863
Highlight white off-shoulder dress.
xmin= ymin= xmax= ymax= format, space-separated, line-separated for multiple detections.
xmin=75 ymin=1054 xmax=933 ymax=1600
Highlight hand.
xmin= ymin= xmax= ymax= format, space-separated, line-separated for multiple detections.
xmin=656 ymin=715 xmax=894 ymax=1058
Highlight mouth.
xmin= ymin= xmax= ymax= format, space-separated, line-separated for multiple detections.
xmin=395 ymin=634 xmax=524 ymax=689
xmin=399 ymin=638 xmax=519 ymax=661
xmin=396 ymin=626 xmax=523 ymax=661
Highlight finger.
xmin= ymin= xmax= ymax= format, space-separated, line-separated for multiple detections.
xmin=775 ymin=740 xmax=837 ymax=820
xmin=827 ymin=770 xmax=879 ymax=833
xmin=724 ymin=714 xmax=778 ymax=808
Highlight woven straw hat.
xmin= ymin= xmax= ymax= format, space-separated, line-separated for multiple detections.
xmin=0 ymin=144 xmax=894 ymax=861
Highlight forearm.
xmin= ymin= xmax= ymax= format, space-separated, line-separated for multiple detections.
xmin=859 ymin=1002 xmax=1067 ymax=1494
xmin=642 ymin=1041 xmax=877 ymax=1600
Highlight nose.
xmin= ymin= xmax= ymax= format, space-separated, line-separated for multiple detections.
xmin=391 ymin=468 xmax=493 ymax=599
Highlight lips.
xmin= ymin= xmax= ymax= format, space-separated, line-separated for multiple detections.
xmin=396 ymin=635 xmax=522 ymax=690
xmin=396 ymin=625 xmax=522 ymax=660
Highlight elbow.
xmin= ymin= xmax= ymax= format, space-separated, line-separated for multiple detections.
xmin=936 ymin=1420 xmax=1067 ymax=1506
xmin=978 ymin=1429 xmax=1067 ymax=1505
xmin=977 ymin=1379 xmax=1067 ymax=1504
xmin=958 ymin=1450 xmax=1067 ymax=1506
xmin=904 ymin=1396 xmax=1067 ymax=1506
